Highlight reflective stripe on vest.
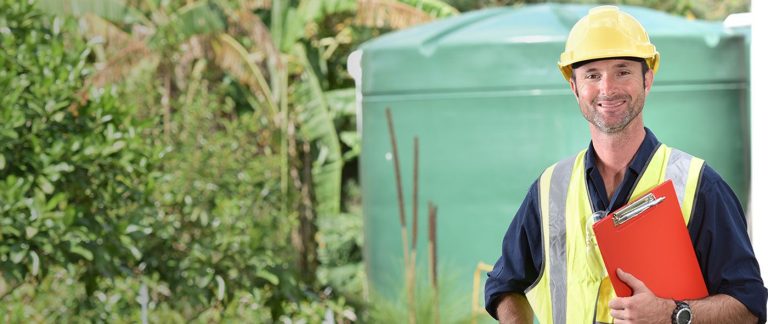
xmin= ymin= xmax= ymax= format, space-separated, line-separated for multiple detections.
xmin=525 ymin=144 xmax=704 ymax=324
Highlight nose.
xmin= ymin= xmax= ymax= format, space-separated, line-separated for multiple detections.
xmin=598 ymin=75 xmax=617 ymax=96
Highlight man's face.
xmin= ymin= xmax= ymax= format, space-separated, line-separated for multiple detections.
xmin=569 ymin=59 xmax=653 ymax=134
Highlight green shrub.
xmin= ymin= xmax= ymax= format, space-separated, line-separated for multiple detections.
xmin=0 ymin=0 xmax=157 ymax=299
xmin=1 ymin=1 xmax=362 ymax=321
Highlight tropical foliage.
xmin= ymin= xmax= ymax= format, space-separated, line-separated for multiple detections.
xmin=1 ymin=0 xmax=458 ymax=321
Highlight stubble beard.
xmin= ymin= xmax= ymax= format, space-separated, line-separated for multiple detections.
xmin=582 ymin=94 xmax=645 ymax=134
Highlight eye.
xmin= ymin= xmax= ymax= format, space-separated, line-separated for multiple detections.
xmin=618 ymin=70 xmax=631 ymax=76
xmin=585 ymin=73 xmax=600 ymax=80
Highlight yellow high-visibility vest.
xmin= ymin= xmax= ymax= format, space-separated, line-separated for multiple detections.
xmin=525 ymin=144 xmax=704 ymax=324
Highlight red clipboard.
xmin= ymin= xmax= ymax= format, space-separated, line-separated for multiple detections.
xmin=593 ymin=180 xmax=708 ymax=299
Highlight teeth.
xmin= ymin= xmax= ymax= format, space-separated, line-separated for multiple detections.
xmin=599 ymin=100 xmax=624 ymax=108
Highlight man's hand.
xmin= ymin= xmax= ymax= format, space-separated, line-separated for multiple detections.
xmin=608 ymin=268 xmax=675 ymax=324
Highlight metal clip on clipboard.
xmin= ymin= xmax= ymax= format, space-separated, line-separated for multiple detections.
xmin=612 ymin=193 xmax=666 ymax=226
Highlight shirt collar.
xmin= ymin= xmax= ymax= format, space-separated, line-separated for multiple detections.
xmin=584 ymin=127 xmax=661 ymax=175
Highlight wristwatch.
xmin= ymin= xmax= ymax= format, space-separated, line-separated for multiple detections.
xmin=671 ymin=301 xmax=692 ymax=324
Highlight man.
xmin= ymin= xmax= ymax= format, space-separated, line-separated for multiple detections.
xmin=484 ymin=5 xmax=767 ymax=324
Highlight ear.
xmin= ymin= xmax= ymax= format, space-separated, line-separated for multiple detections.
xmin=644 ymin=69 xmax=654 ymax=94
xmin=569 ymin=77 xmax=579 ymax=99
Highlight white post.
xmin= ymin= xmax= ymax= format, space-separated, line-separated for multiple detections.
xmin=347 ymin=50 xmax=364 ymax=136
xmin=750 ymin=0 xmax=768 ymax=281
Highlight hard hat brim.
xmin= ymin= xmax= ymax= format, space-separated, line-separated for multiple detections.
xmin=558 ymin=53 xmax=659 ymax=81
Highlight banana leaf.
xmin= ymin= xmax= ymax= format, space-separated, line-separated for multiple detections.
xmin=36 ymin=0 xmax=149 ymax=25
xmin=211 ymin=33 xmax=279 ymax=120
xmin=147 ymin=1 xmax=227 ymax=48
xmin=292 ymin=44 xmax=342 ymax=216
xmin=398 ymin=0 xmax=459 ymax=18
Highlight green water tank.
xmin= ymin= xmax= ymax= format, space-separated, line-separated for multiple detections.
xmin=351 ymin=3 xmax=748 ymax=318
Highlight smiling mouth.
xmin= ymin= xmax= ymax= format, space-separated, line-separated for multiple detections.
xmin=597 ymin=100 xmax=626 ymax=108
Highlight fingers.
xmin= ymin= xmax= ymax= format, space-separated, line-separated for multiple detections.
xmin=609 ymin=297 xmax=626 ymax=310
xmin=617 ymin=268 xmax=649 ymax=293
xmin=610 ymin=297 xmax=635 ymax=322
xmin=611 ymin=310 xmax=626 ymax=321
xmin=609 ymin=296 xmax=628 ymax=321
xmin=609 ymin=272 xmax=668 ymax=324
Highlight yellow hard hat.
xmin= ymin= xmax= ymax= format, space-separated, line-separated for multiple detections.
xmin=558 ymin=6 xmax=660 ymax=81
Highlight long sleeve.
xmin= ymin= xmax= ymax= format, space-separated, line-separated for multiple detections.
xmin=484 ymin=181 xmax=544 ymax=320
xmin=688 ymin=165 xmax=768 ymax=323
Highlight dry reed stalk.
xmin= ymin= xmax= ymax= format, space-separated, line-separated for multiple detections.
xmin=429 ymin=202 xmax=439 ymax=324
xmin=384 ymin=108 xmax=410 ymax=261
xmin=408 ymin=136 xmax=419 ymax=324
xmin=384 ymin=108 xmax=415 ymax=323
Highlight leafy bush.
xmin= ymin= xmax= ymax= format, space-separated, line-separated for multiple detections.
xmin=317 ymin=181 xmax=365 ymax=302
xmin=128 ymin=60 xmax=360 ymax=322
xmin=139 ymin=74 xmax=294 ymax=318
xmin=0 ymin=0 xmax=156 ymax=299
xmin=1 ymin=0 xmax=362 ymax=321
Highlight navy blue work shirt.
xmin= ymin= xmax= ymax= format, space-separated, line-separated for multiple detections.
xmin=484 ymin=128 xmax=767 ymax=322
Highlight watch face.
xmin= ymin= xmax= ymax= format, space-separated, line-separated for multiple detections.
xmin=676 ymin=309 xmax=692 ymax=324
